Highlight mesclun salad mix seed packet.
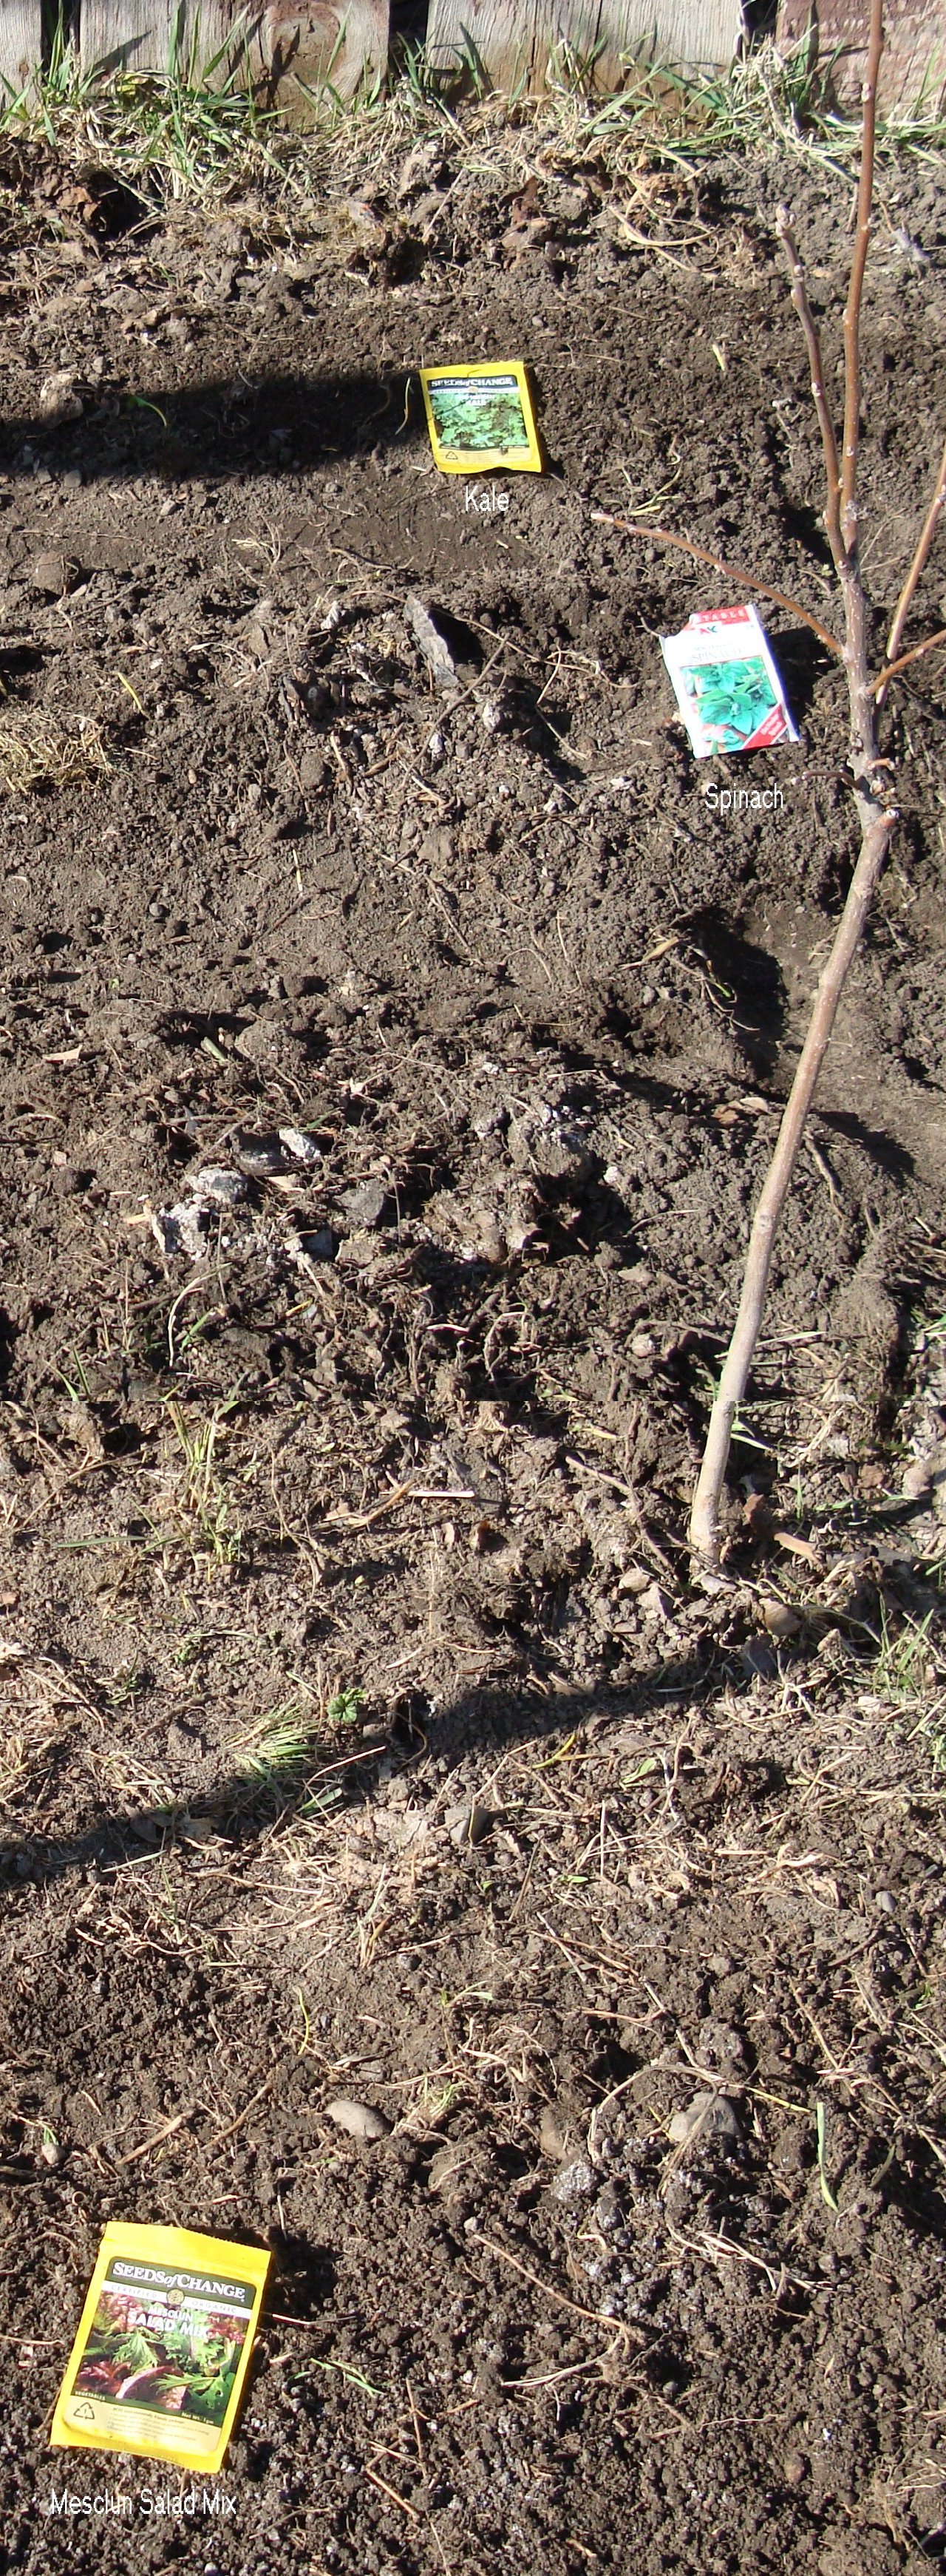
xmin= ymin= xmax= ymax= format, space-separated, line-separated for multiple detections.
xmin=50 ymin=2223 xmax=270 ymax=2473
xmin=419 ymin=362 xmax=542 ymax=474
xmin=660 ymin=603 xmax=798 ymax=758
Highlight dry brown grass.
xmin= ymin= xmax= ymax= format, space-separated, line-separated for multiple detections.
xmin=0 ymin=1640 xmax=101 ymax=1820
xmin=0 ymin=714 xmax=112 ymax=796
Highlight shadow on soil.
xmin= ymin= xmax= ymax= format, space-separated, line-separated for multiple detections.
xmin=2 ymin=372 xmax=422 ymax=481
xmin=0 ymin=1664 xmax=710 ymax=1889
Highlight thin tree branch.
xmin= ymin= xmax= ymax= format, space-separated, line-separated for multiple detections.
xmin=874 ymin=625 xmax=946 ymax=694
xmin=689 ymin=793 xmax=895 ymax=1569
xmin=688 ymin=0 xmax=896 ymax=1570
xmin=776 ymin=206 xmax=844 ymax=571
xmin=590 ymin=509 xmax=842 ymax=656
xmin=877 ymin=427 xmax=946 ymax=703
xmin=840 ymin=0 xmax=883 ymax=554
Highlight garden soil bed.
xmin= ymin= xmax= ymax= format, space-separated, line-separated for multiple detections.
xmin=1 ymin=115 xmax=946 ymax=2575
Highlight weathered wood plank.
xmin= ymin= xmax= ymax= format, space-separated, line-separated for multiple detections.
xmin=0 ymin=0 xmax=41 ymax=95
xmin=245 ymin=0 xmax=388 ymax=108
xmin=80 ymin=0 xmax=236 ymax=76
xmin=81 ymin=0 xmax=176 ymax=72
xmin=177 ymin=1 xmax=246 ymax=80
xmin=777 ymin=1 xmax=946 ymax=115
xmin=610 ymin=0 xmax=743 ymax=66
xmin=426 ymin=0 xmax=742 ymax=95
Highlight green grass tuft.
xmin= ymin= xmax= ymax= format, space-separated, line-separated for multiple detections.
xmin=0 ymin=29 xmax=941 ymax=221
xmin=237 ymin=1695 xmax=319 ymax=1788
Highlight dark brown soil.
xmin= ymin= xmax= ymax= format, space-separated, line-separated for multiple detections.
xmin=1 ymin=118 xmax=946 ymax=2576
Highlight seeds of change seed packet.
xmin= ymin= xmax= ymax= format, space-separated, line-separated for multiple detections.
xmin=660 ymin=603 xmax=798 ymax=757
xmin=419 ymin=362 xmax=542 ymax=474
xmin=50 ymin=2223 xmax=270 ymax=2473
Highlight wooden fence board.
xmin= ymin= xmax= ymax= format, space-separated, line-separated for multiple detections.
xmin=0 ymin=0 xmax=41 ymax=93
xmin=610 ymin=0 xmax=743 ymax=66
xmin=81 ymin=0 xmax=172 ymax=68
xmin=425 ymin=0 xmax=742 ymax=95
xmin=777 ymin=1 xmax=946 ymax=114
xmin=247 ymin=0 xmax=389 ymax=109
xmin=81 ymin=0 xmax=236 ymax=75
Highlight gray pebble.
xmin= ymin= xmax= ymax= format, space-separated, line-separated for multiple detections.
xmin=761 ymin=1597 xmax=801 ymax=1639
xmin=902 ymin=1456 xmax=933 ymax=1501
xmin=325 ymin=2098 xmax=390 ymax=2143
xmin=39 ymin=368 xmax=84 ymax=421
xmin=340 ymin=1178 xmax=388 ymax=1228
xmin=30 ymin=549 xmax=73 ymax=596
xmin=538 ymin=2105 xmax=571 ymax=2161
xmin=667 ymin=2091 xmax=741 ymax=2151
xmin=188 ymin=1167 xmax=248 ymax=1205
xmin=279 ymin=1126 xmax=321 ymax=1165
xmin=551 ymin=2158 xmax=596 ymax=2202
xmin=446 ymin=1800 xmax=495 ymax=1850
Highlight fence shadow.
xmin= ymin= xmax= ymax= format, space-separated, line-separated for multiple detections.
xmin=0 ymin=1660 xmax=711 ymax=1891
xmin=2 ymin=369 xmax=421 ymax=485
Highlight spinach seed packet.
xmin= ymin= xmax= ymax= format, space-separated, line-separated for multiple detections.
xmin=661 ymin=603 xmax=797 ymax=756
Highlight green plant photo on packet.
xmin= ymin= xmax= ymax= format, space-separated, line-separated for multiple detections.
xmin=50 ymin=2222 xmax=270 ymax=2475
xmin=419 ymin=362 xmax=542 ymax=475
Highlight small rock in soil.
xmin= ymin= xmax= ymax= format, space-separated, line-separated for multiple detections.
xmin=188 ymin=1167 xmax=248 ymax=1205
xmin=446 ymin=1800 xmax=495 ymax=1849
xmin=233 ymin=1129 xmax=287 ymax=1176
xmin=551 ymin=2157 xmax=596 ymax=2202
xmin=296 ymin=1227 xmax=336 ymax=1263
xmin=668 ymin=2091 xmax=741 ymax=2150
xmin=902 ymin=1455 xmax=933 ymax=1500
xmin=697 ymin=2017 xmax=749 ymax=2075
xmin=325 ymin=2098 xmax=391 ymax=2143
xmin=339 ymin=1178 xmax=388 ymax=1227
xmin=538 ymin=2104 xmax=571 ymax=2161
xmin=30 ymin=549 xmax=74 ymax=596
xmin=404 ymin=594 xmax=458 ymax=691
xmin=419 ymin=824 xmax=457 ymax=873
xmin=38 ymin=368 xmax=83 ymax=421
xmin=152 ymin=1203 xmax=210 ymax=1262
xmin=279 ymin=1127 xmax=321 ymax=1165
xmin=761 ymin=1597 xmax=802 ymax=1638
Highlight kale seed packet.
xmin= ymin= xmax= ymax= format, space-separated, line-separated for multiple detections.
xmin=50 ymin=2223 xmax=270 ymax=2474
xmin=419 ymin=362 xmax=542 ymax=474
xmin=660 ymin=603 xmax=798 ymax=757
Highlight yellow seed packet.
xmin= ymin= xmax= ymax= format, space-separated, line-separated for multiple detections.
xmin=419 ymin=362 xmax=542 ymax=475
xmin=50 ymin=2222 xmax=270 ymax=2475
